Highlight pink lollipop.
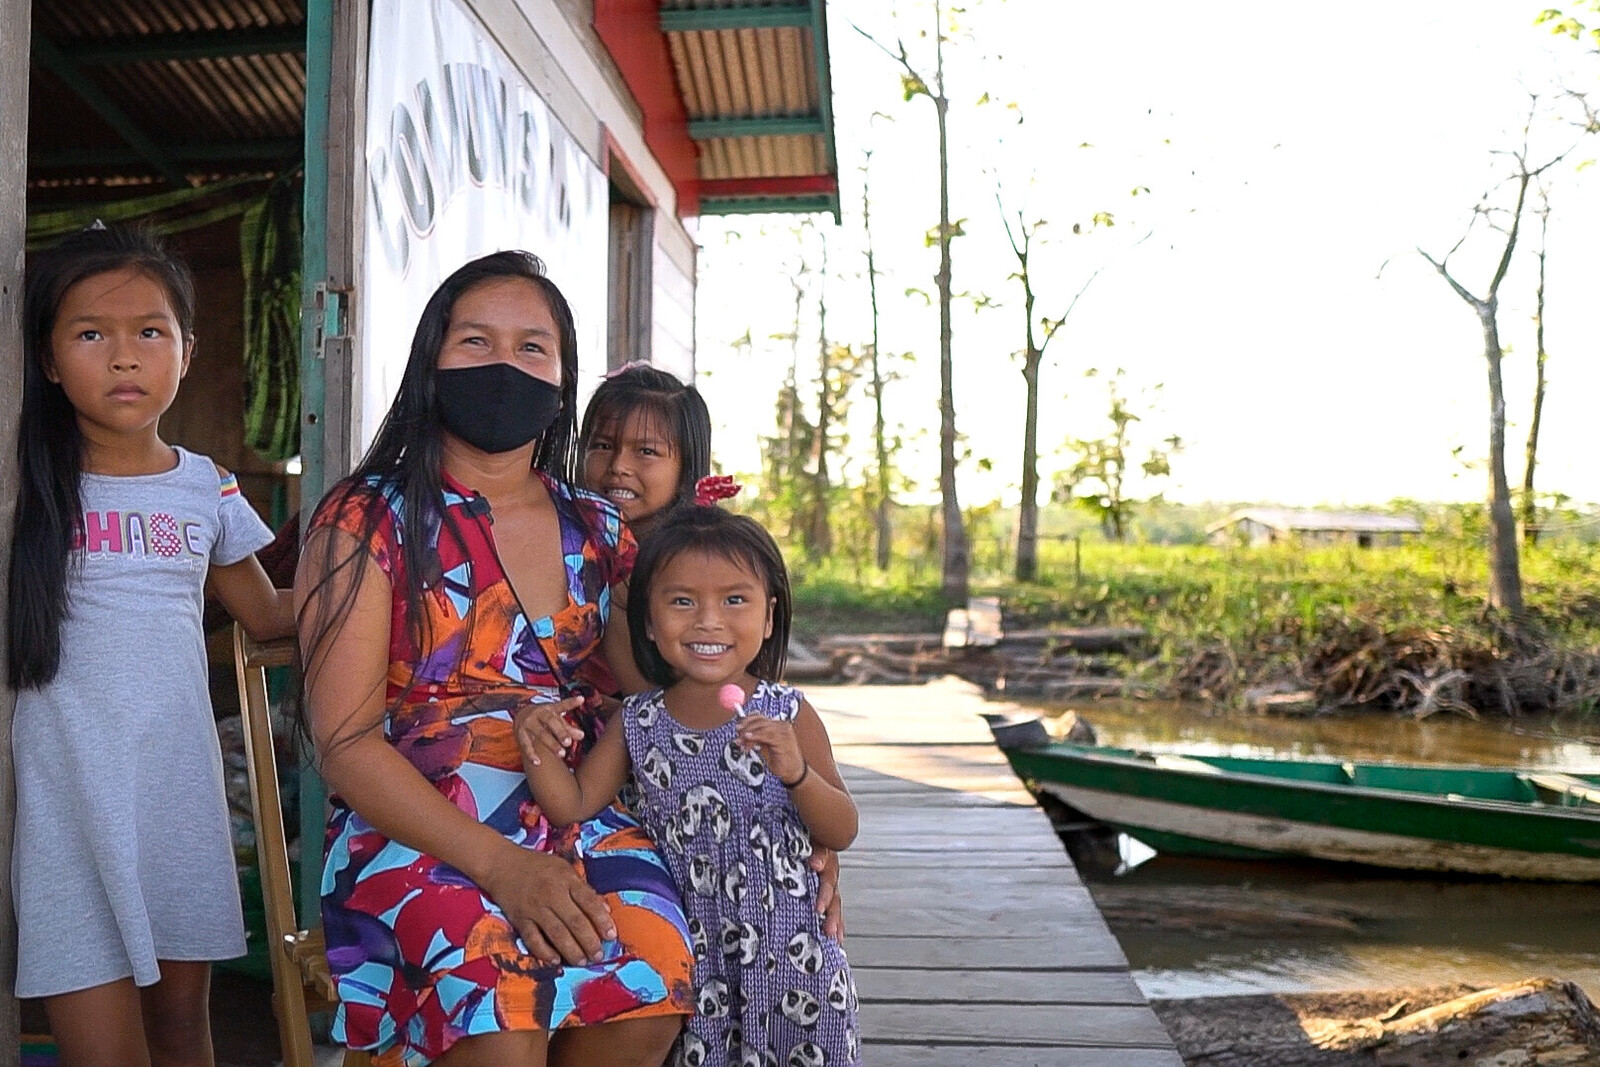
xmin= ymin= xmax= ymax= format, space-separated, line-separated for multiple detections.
xmin=719 ymin=684 xmax=747 ymax=718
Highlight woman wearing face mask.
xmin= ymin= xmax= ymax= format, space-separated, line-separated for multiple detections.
xmin=295 ymin=252 xmax=693 ymax=1067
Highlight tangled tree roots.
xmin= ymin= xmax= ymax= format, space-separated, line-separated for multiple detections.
xmin=1174 ymin=613 xmax=1600 ymax=718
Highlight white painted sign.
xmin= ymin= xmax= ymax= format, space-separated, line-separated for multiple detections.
xmin=359 ymin=0 xmax=608 ymax=451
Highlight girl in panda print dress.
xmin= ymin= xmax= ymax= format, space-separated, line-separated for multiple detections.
xmin=520 ymin=503 xmax=860 ymax=1067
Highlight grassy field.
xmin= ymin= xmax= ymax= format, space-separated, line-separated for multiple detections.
xmin=788 ymin=536 xmax=1600 ymax=714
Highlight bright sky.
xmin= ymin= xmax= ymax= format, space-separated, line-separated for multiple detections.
xmin=691 ymin=0 xmax=1600 ymax=508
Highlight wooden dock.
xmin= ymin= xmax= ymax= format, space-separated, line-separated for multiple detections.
xmin=810 ymin=677 xmax=1183 ymax=1066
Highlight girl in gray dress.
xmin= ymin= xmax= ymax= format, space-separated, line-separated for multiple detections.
xmin=7 ymin=224 xmax=294 ymax=1065
xmin=519 ymin=503 xmax=861 ymax=1067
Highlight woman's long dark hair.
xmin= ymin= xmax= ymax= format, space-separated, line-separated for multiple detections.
xmin=297 ymin=251 xmax=584 ymax=744
xmin=579 ymin=364 xmax=712 ymax=513
xmin=7 ymin=225 xmax=196 ymax=689
xmin=627 ymin=506 xmax=791 ymax=687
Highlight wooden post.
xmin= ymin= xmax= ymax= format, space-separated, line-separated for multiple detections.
xmin=0 ymin=0 xmax=29 ymax=1060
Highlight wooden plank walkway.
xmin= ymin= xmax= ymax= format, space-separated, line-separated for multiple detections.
xmin=811 ymin=677 xmax=1183 ymax=1066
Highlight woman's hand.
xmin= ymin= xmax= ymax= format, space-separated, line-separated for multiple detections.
xmin=514 ymin=695 xmax=586 ymax=766
xmin=734 ymin=713 xmax=806 ymax=786
xmin=810 ymin=846 xmax=845 ymax=942
xmin=479 ymin=843 xmax=617 ymax=968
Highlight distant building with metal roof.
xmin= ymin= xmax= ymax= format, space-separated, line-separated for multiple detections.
xmin=1206 ymin=508 xmax=1423 ymax=548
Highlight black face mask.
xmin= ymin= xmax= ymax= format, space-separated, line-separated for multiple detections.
xmin=435 ymin=362 xmax=563 ymax=454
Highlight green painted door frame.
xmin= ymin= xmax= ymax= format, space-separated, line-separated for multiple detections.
xmin=298 ymin=0 xmax=366 ymax=925
xmin=297 ymin=0 xmax=333 ymax=932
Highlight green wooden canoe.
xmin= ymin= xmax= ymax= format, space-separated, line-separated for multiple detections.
xmin=987 ymin=716 xmax=1600 ymax=881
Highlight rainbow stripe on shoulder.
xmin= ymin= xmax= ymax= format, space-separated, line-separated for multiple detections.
xmin=219 ymin=472 xmax=242 ymax=498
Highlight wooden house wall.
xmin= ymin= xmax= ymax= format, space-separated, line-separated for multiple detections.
xmin=1 ymin=0 xmax=28 ymax=1036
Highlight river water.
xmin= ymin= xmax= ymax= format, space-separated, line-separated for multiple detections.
xmin=1037 ymin=700 xmax=1600 ymax=1000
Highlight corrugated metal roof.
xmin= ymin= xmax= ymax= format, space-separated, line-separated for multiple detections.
xmin=1206 ymin=509 xmax=1424 ymax=535
xmin=657 ymin=0 xmax=839 ymax=217
xmin=29 ymin=0 xmax=306 ymax=196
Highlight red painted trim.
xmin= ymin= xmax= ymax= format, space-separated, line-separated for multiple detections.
xmin=698 ymin=175 xmax=838 ymax=200
xmin=593 ymin=3 xmax=700 ymax=216
xmin=601 ymin=126 xmax=659 ymax=209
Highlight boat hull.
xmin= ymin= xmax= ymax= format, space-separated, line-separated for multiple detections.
xmin=1036 ymin=781 xmax=1600 ymax=881
xmin=998 ymin=740 xmax=1600 ymax=881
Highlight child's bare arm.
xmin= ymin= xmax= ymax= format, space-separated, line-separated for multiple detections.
xmin=209 ymin=555 xmax=295 ymax=639
xmin=736 ymin=698 xmax=859 ymax=851
xmin=518 ymin=702 xmax=631 ymax=825
xmin=600 ymin=582 xmax=651 ymax=695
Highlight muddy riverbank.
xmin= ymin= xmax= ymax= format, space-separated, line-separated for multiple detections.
xmin=1150 ymin=980 xmax=1600 ymax=1066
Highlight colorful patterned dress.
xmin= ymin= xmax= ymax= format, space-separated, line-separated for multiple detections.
xmin=622 ymin=681 xmax=860 ymax=1067
xmin=313 ymin=471 xmax=694 ymax=1065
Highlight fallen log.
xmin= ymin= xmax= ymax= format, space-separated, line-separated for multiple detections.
xmin=814 ymin=633 xmax=943 ymax=654
xmin=999 ymin=626 xmax=1150 ymax=653
xmin=816 ymin=626 xmax=1149 ymax=655
xmin=1151 ymin=978 xmax=1600 ymax=1066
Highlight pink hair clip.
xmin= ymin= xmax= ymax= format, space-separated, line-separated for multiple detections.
xmin=693 ymin=475 xmax=741 ymax=506
xmin=601 ymin=360 xmax=652 ymax=380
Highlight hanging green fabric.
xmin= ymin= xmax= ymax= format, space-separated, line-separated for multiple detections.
xmin=239 ymin=174 xmax=304 ymax=461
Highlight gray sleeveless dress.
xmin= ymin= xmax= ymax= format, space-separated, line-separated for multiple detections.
xmin=12 ymin=448 xmax=272 ymax=997
xmin=623 ymin=680 xmax=860 ymax=1067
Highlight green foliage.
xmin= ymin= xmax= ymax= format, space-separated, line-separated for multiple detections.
xmin=923 ymin=219 xmax=968 ymax=246
xmin=1053 ymin=370 xmax=1182 ymax=541
xmin=751 ymin=377 xmax=816 ymax=541
xmin=788 ymin=530 xmax=1600 ymax=672
xmin=1536 ymin=4 xmax=1600 ymax=47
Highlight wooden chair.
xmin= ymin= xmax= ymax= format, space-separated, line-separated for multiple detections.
xmin=231 ymin=624 xmax=371 ymax=1067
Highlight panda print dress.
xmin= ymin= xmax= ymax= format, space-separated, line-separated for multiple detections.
xmin=622 ymin=680 xmax=860 ymax=1067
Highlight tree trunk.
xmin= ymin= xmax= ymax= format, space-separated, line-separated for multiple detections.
xmin=1016 ymin=338 xmax=1042 ymax=582
xmin=784 ymin=278 xmax=804 ymax=479
xmin=807 ymin=243 xmax=833 ymax=557
xmin=1483 ymin=308 xmax=1524 ymax=615
xmin=934 ymin=78 xmax=967 ymax=602
xmin=1522 ymin=209 xmax=1549 ymax=547
xmin=863 ymin=157 xmax=892 ymax=570
xmin=1522 ymin=344 xmax=1547 ymax=548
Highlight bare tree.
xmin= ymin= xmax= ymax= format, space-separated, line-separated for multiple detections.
xmin=861 ymin=141 xmax=894 ymax=570
xmin=762 ymin=234 xmax=813 ymax=542
xmin=855 ymin=2 xmax=969 ymax=602
xmin=1416 ymin=99 xmax=1575 ymax=614
xmin=1521 ymin=183 xmax=1552 ymax=545
xmin=997 ymin=196 xmax=1101 ymax=581
xmin=805 ymin=234 xmax=835 ymax=557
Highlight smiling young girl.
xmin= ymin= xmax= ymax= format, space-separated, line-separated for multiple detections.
xmin=579 ymin=363 xmax=712 ymax=541
xmin=519 ymin=505 xmax=860 ymax=1067
xmin=8 ymin=223 xmax=293 ymax=1065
